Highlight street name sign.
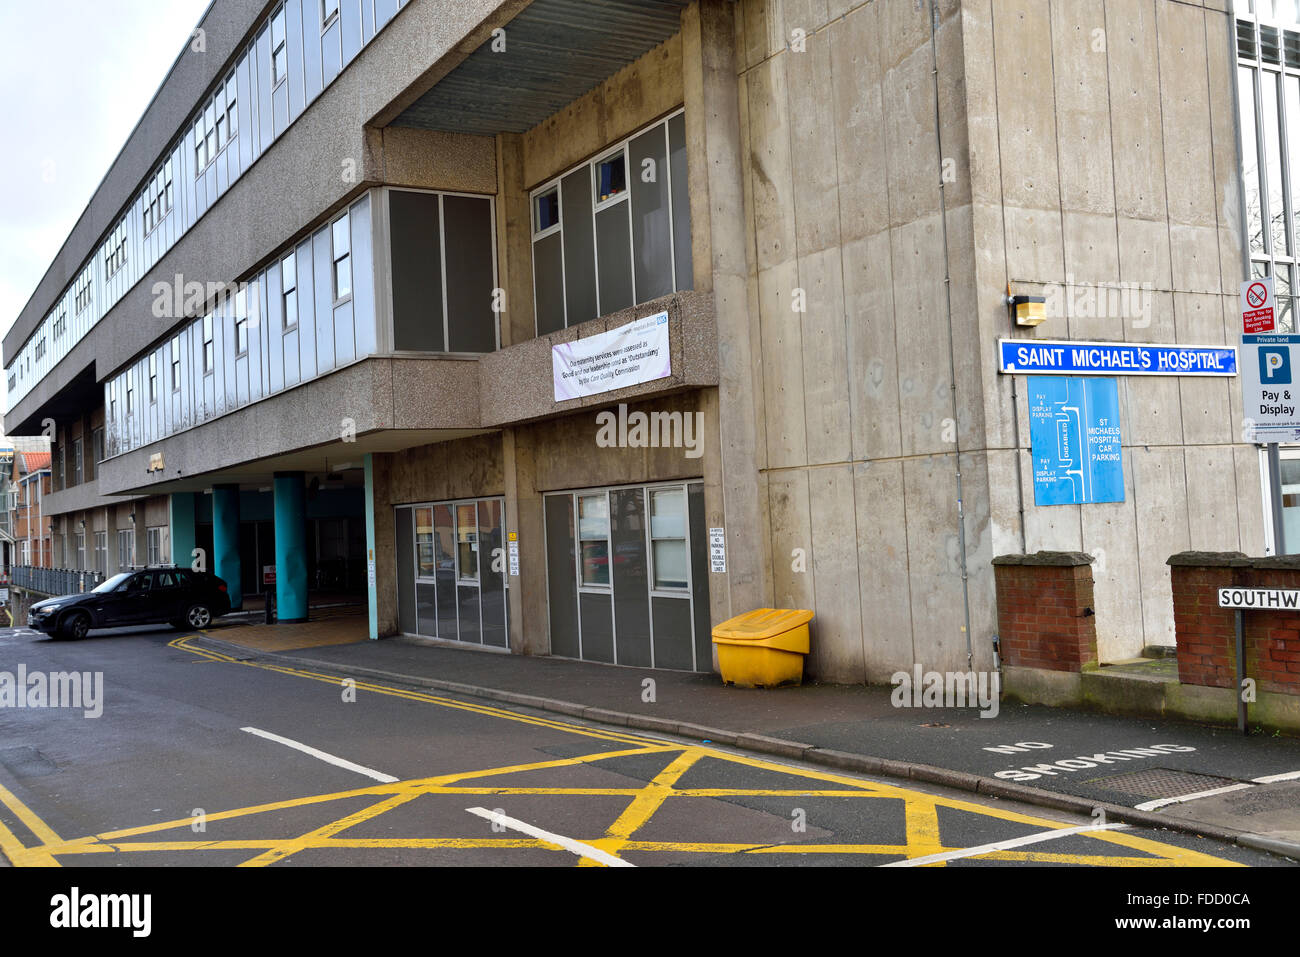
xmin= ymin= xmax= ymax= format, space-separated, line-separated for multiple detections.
xmin=1218 ymin=587 xmax=1300 ymax=609
xmin=998 ymin=339 xmax=1237 ymax=377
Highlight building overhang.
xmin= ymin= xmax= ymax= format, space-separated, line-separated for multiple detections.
xmin=383 ymin=0 xmax=692 ymax=136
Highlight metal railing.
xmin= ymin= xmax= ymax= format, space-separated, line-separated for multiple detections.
xmin=11 ymin=566 xmax=105 ymax=597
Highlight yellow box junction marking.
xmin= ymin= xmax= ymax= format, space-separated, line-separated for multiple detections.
xmin=0 ymin=635 xmax=1245 ymax=869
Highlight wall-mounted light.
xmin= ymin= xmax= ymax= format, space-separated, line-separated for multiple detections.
xmin=1008 ymin=294 xmax=1046 ymax=328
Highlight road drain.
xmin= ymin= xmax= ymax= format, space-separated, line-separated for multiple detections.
xmin=1084 ymin=767 xmax=1239 ymax=799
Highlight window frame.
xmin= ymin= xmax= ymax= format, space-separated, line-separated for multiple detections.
xmin=171 ymin=336 xmax=182 ymax=392
xmin=271 ymin=5 xmax=288 ymax=88
xmin=591 ymin=144 xmax=630 ymax=211
xmin=528 ymin=109 xmax=685 ymax=338
xmin=148 ymin=353 xmax=158 ymax=403
xmin=533 ymin=186 xmax=561 ymax=240
xmin=331 ymin=213 xmax=352 ymax=304
xmin=647 ymin=485 xmax=691 ymax=596
xmin=282 ymin=252 xmax=298 ymax=330
xmin=576 ymin=491 xmax=613 ymax=593
xmin=322 ymin=0 xmax=340 ymax=29
xmin=202 ymin=313 xmax=215 ymax=375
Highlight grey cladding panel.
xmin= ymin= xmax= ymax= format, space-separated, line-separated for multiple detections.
xmin=630 ymin=125 xmax=673 ymax=302
xmin=444 ymin=195 xmax=497 ymax=353
xmin=561 ymin=168 xmax=597 ymax=326
xmin=390 ymin=191 xmax=444 ymax=352
xmin=611 ymin=488 xmax=650 ymax=667
xmin=545 ymin=495 xmax=579 ymax=658
xmin=533 ymin=233 xmax=566 ymax=336
xmin=396 ymin=508 xmax=416 ymax=633
xmin=596 ymin=203 xmax=633 ymax=314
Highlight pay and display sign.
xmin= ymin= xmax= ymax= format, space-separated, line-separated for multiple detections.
xmin=1241 ymin=334 xmax=1300 ymax=441
xmin=1242 ymin=277 xmax=1277 ymax=334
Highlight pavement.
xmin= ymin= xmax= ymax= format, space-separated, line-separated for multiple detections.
xmin=191 ymin=613 xmax=1300 ymax=862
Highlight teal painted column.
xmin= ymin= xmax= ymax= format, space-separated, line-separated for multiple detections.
xmin=364 ymin=453 xmax=378 ymax=641
xmin=273 ymin=472 xmax=308 ymax=623
xmin=169 ymin=492 xmax=197 ymax=571
xmin=212 ymin=484 xmax=242 ymax=610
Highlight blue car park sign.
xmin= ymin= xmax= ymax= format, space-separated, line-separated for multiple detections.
xmin=1027 ymin=377 xmax=1125 ymax=506
xmin=998 ymin=339 xmax=1238 ymax=377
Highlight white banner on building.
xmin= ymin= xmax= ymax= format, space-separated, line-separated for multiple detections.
xmin=552 ymin=312 xmax=671 ymax=401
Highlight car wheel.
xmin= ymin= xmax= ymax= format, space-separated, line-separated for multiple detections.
xmin=185 ymin=604 xmax=212 ymax=629
xmin=61 ymin=611 xmax=91 ymax=640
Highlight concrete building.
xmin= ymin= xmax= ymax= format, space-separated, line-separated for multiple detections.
xmin=0 ymin=0 xmax=1274 ymax=680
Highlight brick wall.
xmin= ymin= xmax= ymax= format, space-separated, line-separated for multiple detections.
xmin=1168 ymin=552 xmax=1300 ymax=695
xmin=993 ymin=552 xmax=1097 ymax=672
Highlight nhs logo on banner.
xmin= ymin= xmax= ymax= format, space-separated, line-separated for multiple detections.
xmin=1027 ymin=377 xmax=1124 ymax=507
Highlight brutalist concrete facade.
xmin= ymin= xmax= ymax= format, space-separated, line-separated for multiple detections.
xmin=3 ymin=0 xmax=1264 ymax=683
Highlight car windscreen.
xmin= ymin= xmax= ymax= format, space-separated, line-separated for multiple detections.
xmin=92 ymin=573 xmax=133 ymax=594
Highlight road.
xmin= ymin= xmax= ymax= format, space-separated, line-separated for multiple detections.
xmin=0 ymin=624 xmax=1289 ymax=867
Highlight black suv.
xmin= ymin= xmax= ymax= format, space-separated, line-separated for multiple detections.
xmin=28 ymin=567 xmax=233 ymax=639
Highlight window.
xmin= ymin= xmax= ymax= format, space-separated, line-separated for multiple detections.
xmin=649 ymin=488 xmax=689 ymax=590
xmin=34 ymin=337 xmax=46 ymax=361
xmin=143 ymin=159 xmax=173 ymax=235
xmin=75 ymin=532 xmax=86 ymax=571
xmin=72 ymin=438 xmax=83 ymax=487
xmin=171 ymin=336 xmax=181 ymax=390
xmin=578 ymin=493 xmax=610 ymax=587
xmin=594 ymin=150 xmax=627 ymax=206
xmin=530 ymin=113 xmax=691 ymax=335
xmin=534 ymin=188 xmax=560 ymax=235
xmin=147 ymin=527 xmax=164 ymax=566
xmin=225 ymin=74 xmax=238 ymax=140
xmin=235 ymin=290 xmax=249 ymax=355
xmin=104 ymin=219 xmax=128 ymax=278
xmin=415 ymin=507 xmax=435 ymax=578
xmin=456 ymin=503 xmax=478 ymax=583
xmin=194 ymin=115 xmax=207 ymax=172
xmin=282 ymin=253 xmax=298 ymax=328
xmin=203 ymin=314 xmax=214 ymax=373
xmin=92 ymin=428 xmax=104 ymax=468
xmin=53 ymin=306 xmax=67 ymax=340
xmin=126 ymin=378 xmax=135 ymax=416
xmin=271 ymin=7 xmax=288 ymax=86
xmin=94 ymin=531 xmax=107 ymax=575
xmin=108 ymin=380 xmax=118 ymax=420
xmin=117 ymin=528 xmax=135 ymax=572
xmin=322 ymin=0 xmax=340 ymax=26
xmin=149 ymin=353 xmax=158 ymax=401
xmin=332 ymin=214 xmax=352 ymax=301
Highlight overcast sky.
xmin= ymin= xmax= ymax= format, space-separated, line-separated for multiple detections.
xmin=0 ymin=0 xmax=212 ymax=393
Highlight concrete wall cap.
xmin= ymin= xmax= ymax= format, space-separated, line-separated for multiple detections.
xmin=1166 ymin=551 xmax=1251 ymax=568
xmin=992 ymin=551 xmax=1094 ymax=567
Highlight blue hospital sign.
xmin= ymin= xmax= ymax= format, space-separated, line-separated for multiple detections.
xmin=1027 ymin=377 xmax=1124 ymax=506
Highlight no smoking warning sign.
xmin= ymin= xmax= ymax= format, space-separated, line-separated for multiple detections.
xmin=1242 ymin=277 xmax=1276 ymax=335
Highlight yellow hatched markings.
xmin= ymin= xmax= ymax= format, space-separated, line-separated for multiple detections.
xmin=0 ymin=634 xmax=1246 ymax=868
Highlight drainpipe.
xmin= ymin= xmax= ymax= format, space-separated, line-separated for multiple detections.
xmin=930 ymin=0 xmax=975 ymax=669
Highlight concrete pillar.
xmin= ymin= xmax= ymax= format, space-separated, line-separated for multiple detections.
xmin=682 ymin=0 xmax=771 ymax=621
xmin=273 ymin=472 xmax=308 ymax=623
xmin=503 ymin=427 xmax=547 ymax=655
xmin=169 ymin=492 xmax=197 ymax=571
xmin=212 ymin=484 xmax=242 ymax=610
xmin=364 ymin=454 xmax=378 ymax=640
xmin=496 ymin=132 xmax=534 ymax=349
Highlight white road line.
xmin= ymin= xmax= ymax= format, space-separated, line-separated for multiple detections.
xmin=466 ymin=807 xmax=635 ymax=867
xmin=241 ymin=727 xmax=399 ymax=783
xmin=1134 ymin=783 xmax=1254 ymax=812
xmin=1253 ymin=770 xmax=1300 ymax=784
xmin=880 ymin=822 xmax=1129 ymax=867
